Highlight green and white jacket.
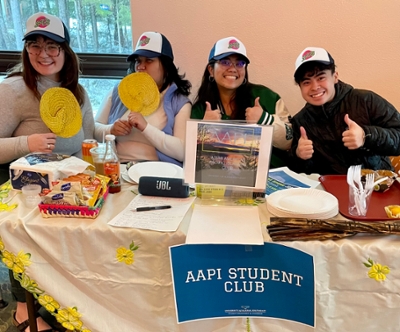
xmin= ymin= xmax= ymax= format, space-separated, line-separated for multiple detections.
xmin=191 ymin=83 xmax=293 ymax=151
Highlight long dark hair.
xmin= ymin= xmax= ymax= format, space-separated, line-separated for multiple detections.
xmin=193 ymin=61 xmax=251 ymax=119
xmin=128 ymin=55 xmax=191 ymax=96
xmin=7 ymin=37 xmax=85 ymax=105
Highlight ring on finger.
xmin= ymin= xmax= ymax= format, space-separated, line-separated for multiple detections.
xmin=47 ymin=144 xmax=51 ymax=149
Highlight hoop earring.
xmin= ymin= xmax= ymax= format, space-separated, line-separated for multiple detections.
xmin=209 ymin=76 xmax=215 ymax=83
xmin=242 ymin=78 xmax=247 ymax=85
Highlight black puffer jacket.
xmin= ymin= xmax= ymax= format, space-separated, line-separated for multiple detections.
xmin=289 ymin=81 xmax=400 ymax=175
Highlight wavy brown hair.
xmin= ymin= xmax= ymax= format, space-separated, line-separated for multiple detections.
xmin=7 ymin=37 xmax=85 ymax=105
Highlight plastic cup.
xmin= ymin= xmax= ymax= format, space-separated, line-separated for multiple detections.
xmin=90 ymin=146 xmax=106 ymax=175
xmin=21 ymin=184 xmax=42 ymax=208
xmin=348 ymin=186 xmax=372 ymax=216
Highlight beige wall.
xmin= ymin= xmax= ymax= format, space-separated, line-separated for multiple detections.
xmin=131 ymin=1 xmax=400 ymax=116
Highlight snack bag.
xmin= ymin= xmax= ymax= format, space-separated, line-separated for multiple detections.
xmin=52 ymin=180 xmax=83 ymax=200
xmin=41 ymin=191 xmax=81 ymax=206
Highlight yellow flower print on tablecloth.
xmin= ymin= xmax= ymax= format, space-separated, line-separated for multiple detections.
xmin=2 ymin=250 xmax=31 ymax=274
xmin=0 ymin=180 xmax=18 ymax=211
xmin=38 ymin=294 xmax=60 ymax=313
xmin=56 ymin=307 xmax=84 ymax=331
xmin=0 ymin=242 xmax=91 ymax=332
xmin=16 ymin=250 xmax=32 ymax=266
xmin=20 ymin=273 xmax=40 ymax=293
xmin=116 ymin=241 xmax=139 ymax=265
xmin=363 ymin=258 xmax=390 ymax=281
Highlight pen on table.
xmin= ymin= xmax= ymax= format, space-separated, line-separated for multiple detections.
xmin=132 ymin=205 xmax=172 ymax=212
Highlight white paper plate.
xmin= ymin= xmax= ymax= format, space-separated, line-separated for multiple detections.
xmin=121 ymin=172 xmax=136 ymax=184
xmin=127 ymin=161 xmax=183 ymax=183
xmin=119 ymin=165 xmax=136 ymax=184
xmin=267 ymin=188 xmax=338 ymax=215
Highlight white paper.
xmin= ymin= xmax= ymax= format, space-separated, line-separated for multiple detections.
xmin=266 ymin=167 xmax=321 ymax=196
xmin=107 ymin=195 xmax=195 ymax=232
xmin=186 ymin=205 xmax=264 ymax=245
xmin=57 ymin=157 xmax=91 ymax=176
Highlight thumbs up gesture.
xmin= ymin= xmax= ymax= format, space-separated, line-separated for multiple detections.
xmin=342 ymin=114 xmax=365 ymax=149
xmin=203 ymin=101 xmax=222 ymax=120
xmin=296 ymin=126 xmax=314 ymax=160
xmin=245 ymin=97 xmax=263 ymax=123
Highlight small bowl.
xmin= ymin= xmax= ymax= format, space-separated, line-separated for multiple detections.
xmin=21 ymin=184 xmax=42 ymax=196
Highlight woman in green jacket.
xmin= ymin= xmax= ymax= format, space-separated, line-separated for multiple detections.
xmin=191 ymin=36 xmax=292 ymax=168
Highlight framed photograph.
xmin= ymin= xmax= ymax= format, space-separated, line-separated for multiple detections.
xmin=184 ymin=121 xmax=273 ymax=190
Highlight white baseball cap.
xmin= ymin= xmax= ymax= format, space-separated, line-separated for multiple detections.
xmin=294 ymin=47 xmax=334 ymax=76
xmin=208 ymin=36 xmax=250 ymax=63
xmin=23 ymin=12 xmax=70 ymax=44
xmin=127 ymin=32 xmax=174 ymax=61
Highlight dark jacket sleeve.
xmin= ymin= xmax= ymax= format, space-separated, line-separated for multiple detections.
xmin=357 ymin=90 xmax=400 ymax=156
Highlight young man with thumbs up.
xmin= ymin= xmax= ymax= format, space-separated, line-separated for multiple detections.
xmin=288 ymin=47 xmax=400 ymax=175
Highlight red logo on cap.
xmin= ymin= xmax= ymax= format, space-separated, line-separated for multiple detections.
xmin=302 ymin=50 xmax=315 ymax=62
xmin=34 ymin=16 xmax=50 ymax=28
xmin=228 ymin=39 xmax=240 ymax=50
xmin=139 ymin=36 xmax=150 ymax=47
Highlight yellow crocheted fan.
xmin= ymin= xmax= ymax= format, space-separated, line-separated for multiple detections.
xmin=118 ymin=72 xmax=160 ymax=116
xmin=40 ymin=87 xmax=82 ymax=138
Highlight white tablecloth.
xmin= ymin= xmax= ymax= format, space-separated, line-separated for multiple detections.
xmin=1 ymin=178 xmax=400 ymax=332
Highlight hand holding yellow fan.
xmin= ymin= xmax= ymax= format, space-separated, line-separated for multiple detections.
xmin=40 ymin=87 xmax=82 ymax=138
xmin=118 ymin=72 xmax=160 ymax=116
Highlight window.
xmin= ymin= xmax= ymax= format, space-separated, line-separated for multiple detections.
xmin=0 ymin=0 xmax=133 ymax=114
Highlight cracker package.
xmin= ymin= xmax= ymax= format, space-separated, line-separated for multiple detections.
xmin=41 ymin=191 xmax=81 ymax=206
xmin=52 ymin=180 xmax=83 ymax=200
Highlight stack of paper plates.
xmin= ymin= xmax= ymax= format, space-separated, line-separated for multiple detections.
xmin=267 ymin=188 xmax=338 ymax=219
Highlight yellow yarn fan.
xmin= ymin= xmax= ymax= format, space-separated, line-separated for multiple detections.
xmin=40 ymin=87 xmax=82 ymax=138
xmin=118 ymin=72 xmax=160 ymax=116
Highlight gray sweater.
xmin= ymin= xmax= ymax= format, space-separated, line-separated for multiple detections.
xmin=0 ymin=75 xmax=94 ymax=164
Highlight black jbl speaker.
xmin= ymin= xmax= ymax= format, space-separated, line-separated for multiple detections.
xmin=138 ymin=176 xmax=190 ymax=198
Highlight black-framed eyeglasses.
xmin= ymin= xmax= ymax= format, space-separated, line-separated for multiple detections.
xmin=25 ymin=41 xmax=62 ymax=57
xmin=217 ymin=59 xmax=247 ymax=69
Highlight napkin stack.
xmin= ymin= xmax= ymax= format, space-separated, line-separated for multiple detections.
xmin=9 ymin=154 xmax=91 ymax=191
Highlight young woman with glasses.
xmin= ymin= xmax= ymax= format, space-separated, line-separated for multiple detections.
xmin=191 ymin=36 xmax=292 ymax=168
xmin=0 ymin=12 xmax=94 ymax=332
xmin=0 ymin=13 xmax=94 ymax=184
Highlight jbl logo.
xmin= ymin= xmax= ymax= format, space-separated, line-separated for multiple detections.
xmin=156 ymin=180 xmax=171 ymax=190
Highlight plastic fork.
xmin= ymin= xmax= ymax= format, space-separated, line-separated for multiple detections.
xmin=352 ymin=165 xmax=363 ymax=192
xmin=347 ymin=166 xmax=358 ymax=193
xmin=364 ymin=173 xmax=374 ymax=193
xmin=359 ymin=173 xmax=374 ymax=215
xmin=347 ymin=165 xmax=362 ymax=215
xmin=365 ymin=176 xmax=389 ymax=196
